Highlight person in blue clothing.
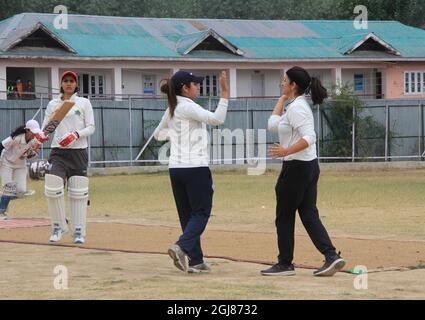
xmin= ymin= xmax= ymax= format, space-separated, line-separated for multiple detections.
xmin=154 ymin=70 xmax=229 ymax=274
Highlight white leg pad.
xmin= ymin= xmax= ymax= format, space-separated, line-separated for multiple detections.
xmin=45 ymin=174 xmax=67 ymax=232
xmin=68 ymin=176 xmax=89 ymax=237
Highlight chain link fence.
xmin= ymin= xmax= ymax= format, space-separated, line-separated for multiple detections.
xmin=1 ymin=94 xmax=424 ymax=167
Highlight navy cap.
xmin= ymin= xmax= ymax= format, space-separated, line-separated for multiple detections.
xmin=171 ymin=71 xmax=204 ymax=89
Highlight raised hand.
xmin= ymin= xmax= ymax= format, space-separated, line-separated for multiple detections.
xmin=219 ymin=71 xmax=229 ymax=99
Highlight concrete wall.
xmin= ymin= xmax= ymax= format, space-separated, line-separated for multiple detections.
xmin=236 ymin=69 xmax=281 ymax=98
xmin=265 ymin=70 xmax=281 ymax=97
xmin=34 ymin=68 xmax=49 ymax=98
xmin=2 ymin=59 xmax=424 ymax=100
xmin=386 ymin=63 xmax=425 ymax=99
xmin=122 ymin=69 xmax=171 ymax=96
xmin=236 ymin=70 xmax=251 ymax=97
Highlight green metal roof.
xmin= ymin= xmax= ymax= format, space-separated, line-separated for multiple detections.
xmin=0 ymin=13 xmax=425 ymax=60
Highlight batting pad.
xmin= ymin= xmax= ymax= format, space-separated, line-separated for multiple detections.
xmin=44 ymin=174 xmax=67 ymax=232
xmin=68 ymin=176 xmax=89 ymax=236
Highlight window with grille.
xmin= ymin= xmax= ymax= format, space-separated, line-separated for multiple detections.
xmin=199 ymin=74 xmax=219 ymax=97
xmin=404 ymin=71 xmax=424 ymax=94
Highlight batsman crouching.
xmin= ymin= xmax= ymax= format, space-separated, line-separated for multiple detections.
xmin=42 ymin=71 xmax=95 ymax=244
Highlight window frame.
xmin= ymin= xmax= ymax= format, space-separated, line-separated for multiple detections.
xmin=404 ymin=71 xmax=425 ymax=95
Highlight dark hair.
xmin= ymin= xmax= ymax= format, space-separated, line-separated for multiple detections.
xmin=309 ymin=77 xmax=328 ymax=105
xmin=160 ymin=78 xmax=190 ymax=117
xmin=286 ymin=66 xmax=328 ymax=105
xmin=10 ymin=125 xmax=27 ymax=139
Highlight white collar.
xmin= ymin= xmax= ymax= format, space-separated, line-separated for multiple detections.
xmin=56 ymin=93 xmax=78 ymax=102
xmin=177 ymin=95 xmax=195 ymax=104
xmin=285 ymin=95 xmax=306 ymax=111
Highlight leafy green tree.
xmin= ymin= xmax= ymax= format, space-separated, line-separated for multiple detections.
xmin=320 ymin=84 xmax=389 ymax=160
xmin=1 ymin=0 xmax=424 ymax=27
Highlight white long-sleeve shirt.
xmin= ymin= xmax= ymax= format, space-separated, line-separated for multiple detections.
xmin=1 ymin=134 xmax=31 ymax=168
xmin=268 ymin=95 xmax=317 ymax=161
xmin=42 ymin=93 xmax=95 ymax=149
xmin=154 ymin=95 xmax=228 ymax=168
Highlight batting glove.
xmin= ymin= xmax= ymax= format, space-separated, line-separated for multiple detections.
xmin=35 ymin=132 xmax=49 ymax=143
xmin=59 ymin=131 xmax=79 ymax=148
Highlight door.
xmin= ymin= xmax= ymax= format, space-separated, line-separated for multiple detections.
xmin=143 ymin=75 xmax=156 ymax=96
xmin=251 ymin=72 xmax=265 ymax=97
xmin=354 ymin=74 xmax=365 ymax=96
xmin=375 ymin=71 xmax=382 ymax=99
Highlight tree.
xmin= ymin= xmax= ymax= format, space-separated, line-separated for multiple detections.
xmin=1 ymin=0 xmax=424 ymax=28
xmin=320 ymin=84 xmax=389 ymax=160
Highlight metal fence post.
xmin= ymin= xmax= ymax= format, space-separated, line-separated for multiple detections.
xmin=422 ymin=103 xmax=425 ymax=160
xmin=129 ymin=96 xmax=133 ymax=166
xmin=246 ymin=98 xmax=249 ymax=165
xmin=100 ymin=106 xmax=106 ymax=167
xmin=141 ymin=107 xmax=145 ymax=163
xmin=352 ymin=102 xmax=356 ymax=162
xmin=317 ymin=104 xmax=320 ymax=162
xmin=419 ymin=102 xmax=424 ymax=160
xmin=40 ymin=93 xmax=44 ymax=160
xmin=385 ymin=104 xmax=389 ymax=162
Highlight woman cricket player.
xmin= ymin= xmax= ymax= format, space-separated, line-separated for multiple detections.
xmin=42 ymin=71 xmax=95 ymax=244
xmin=0 ymin=120 xmax=42 ymax=220
xmin=154 ymin=70 xmax=229 ymax=273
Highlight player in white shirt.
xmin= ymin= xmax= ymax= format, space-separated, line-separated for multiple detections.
xmin=154 ymin=70 xmax=229 ymax=273
xmin=262 ymin=66 xmax=345 ymax=277
xmin=42 ymin=71 xmax=95 ymax=244
xmin=0 ymin=120 xmax=42 ymax=220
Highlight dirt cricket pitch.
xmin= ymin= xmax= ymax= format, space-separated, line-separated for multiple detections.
xmin=0 ymin=169 xmax=424 ymax=299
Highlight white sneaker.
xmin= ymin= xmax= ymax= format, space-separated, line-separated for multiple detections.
xmin=168 ymin=244 xmax=189 ymax=272
xmin=49 ymin=224 xmax=67 ymax=242
xmin=0 ymin=212 xmax=8 ymax=220
xmin=73 ymin=228 xmax=85 ymax=244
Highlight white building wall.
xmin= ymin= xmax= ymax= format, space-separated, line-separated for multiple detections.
xmin=34 ymin=68 xmax=49 ymax=98
xmin=237 ymin=69 xmax=286 ymax=98
xmin=265 ymin=70 xmax=281 ymax=97
xmin=236 ymin=70 xmax=251 ymax=97
xmin=122 ymin=69 xmax=170 ymax=96
xmin=122 ymin=70 xmax=141 ymax=95
xmin=0 ymin=59 xmax=392 ymax=100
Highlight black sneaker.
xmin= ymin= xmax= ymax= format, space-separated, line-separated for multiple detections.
xmin=313 ymin=253 xmax=346 ymax=277
xmin=261 ymin=263 xmax=295 ymax=276
xmin=188 ymin=263 xmax=211 ymax=274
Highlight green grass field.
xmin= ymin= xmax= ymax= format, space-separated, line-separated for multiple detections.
xmin=11 ymin=169 xmax=425 ymax=240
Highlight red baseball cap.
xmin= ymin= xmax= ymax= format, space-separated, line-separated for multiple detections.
xmin=61 ymin=71 xmax=78 ymax=82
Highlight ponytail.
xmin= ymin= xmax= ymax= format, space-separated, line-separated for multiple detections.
xmin=160 ymin=79 xmax=178 ymax=118
xmin=309 ymin=77 xmax=328 ymax=105
xmin=10 ymin=125 xmax=27 ymax=139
